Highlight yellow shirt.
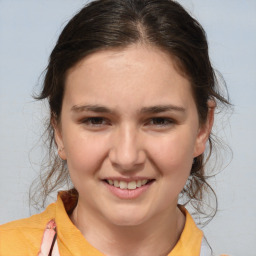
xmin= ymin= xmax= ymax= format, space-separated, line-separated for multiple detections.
xmin=0 ymin=191 xmax=204 ymax=256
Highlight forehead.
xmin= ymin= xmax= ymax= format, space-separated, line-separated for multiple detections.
xmin=64 ymin=44 xmax=194 ymax=111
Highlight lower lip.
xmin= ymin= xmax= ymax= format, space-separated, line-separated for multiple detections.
xmin=103 ymin=181 xmax=153 ymax=200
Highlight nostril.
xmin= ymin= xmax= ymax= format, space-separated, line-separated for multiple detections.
xmin=108 ymin=142 xmax=146 ymax=170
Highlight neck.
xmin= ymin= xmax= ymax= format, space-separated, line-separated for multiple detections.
xmin=70 ymin=201 xmax=185 ymax=256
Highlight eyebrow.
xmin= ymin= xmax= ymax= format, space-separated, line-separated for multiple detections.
xmin=140 ymin=105 xmax=186 ymax=114
xmin=71 ymin=104 xmax=185 ymax=114
xmin=71 ymin=104 xmax=113 ymax=113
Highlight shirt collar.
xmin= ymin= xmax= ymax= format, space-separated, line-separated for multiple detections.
xmin=55 ymin=191 xmax=203 ymax=256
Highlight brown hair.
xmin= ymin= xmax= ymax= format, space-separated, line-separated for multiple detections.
xmin=31 ymin=0 xmax=230 ymax=224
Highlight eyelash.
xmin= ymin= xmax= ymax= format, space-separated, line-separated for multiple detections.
xmin=146 ymin=117 xmax=175 ymax=127
xmin=81 ymin=117 xmax=110 ymax=126
xmin=80 ymin=117 xmax=175 ymax=128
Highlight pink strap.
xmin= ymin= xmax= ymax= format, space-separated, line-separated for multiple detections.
xmin=38 ymin=219 xmax=60 ymax=256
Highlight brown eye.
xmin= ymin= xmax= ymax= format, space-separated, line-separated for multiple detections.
xmin=82 ymin=117 xmax=109 ymax=126
xmin=148 ymin=118 xmax=174 ymax=126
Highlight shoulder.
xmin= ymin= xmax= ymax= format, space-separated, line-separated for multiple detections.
xmin=0 ymin=202 xmax=56 ymax=256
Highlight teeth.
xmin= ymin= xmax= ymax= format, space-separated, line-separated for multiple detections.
xmin=120 ymin=181 xmax=127 ymax=189
xmin=106 ymin=179 xmax=150 ymax=189
xmin=141 ymin=179 xmax=147 ymax=185
xmin=107 ymin=179 xmax=113 ymax=185
xmin=127 ymin=181 xmax=136 ymax=190
xmin=114 ymin=180 xmax=119 ymax=187
xmin=136 ymin=180 xmax=142 ymax=187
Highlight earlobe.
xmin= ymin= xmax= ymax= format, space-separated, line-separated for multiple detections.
xmin=58 ymin=146 xmax=67 ymax=160
xmin=51 ymin=116 xmax=67 ymax=160
xmin=193 ymin=100 xmax=215 ymax=157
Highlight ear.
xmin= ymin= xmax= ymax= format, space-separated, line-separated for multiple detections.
xmin=193 ymin=100 xmax=215 ymax=157
xmin=51 ymin=116 xmax=67 ymax=160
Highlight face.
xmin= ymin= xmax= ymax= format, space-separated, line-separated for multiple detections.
xmin=55 ymin=44 xmax=212 ymax=227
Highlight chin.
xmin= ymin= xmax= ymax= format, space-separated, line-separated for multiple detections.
xmin=104 ymin=208 xmax=150 ymax=227
xmin=109 ymin=216 xmax=147 ymax=227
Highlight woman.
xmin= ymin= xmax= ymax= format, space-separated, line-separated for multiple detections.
xmin=0 ymin=0 xmax=230 ymax=255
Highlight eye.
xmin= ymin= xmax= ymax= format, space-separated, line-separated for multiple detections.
xmin=146 ymin=117 xmax=175 ymax=127
xmin=81 ymin=117 xmax=110 ymax=126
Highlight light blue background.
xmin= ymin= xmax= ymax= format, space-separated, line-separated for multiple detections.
xmin=0 ymin=1 xmax=255 ymax=255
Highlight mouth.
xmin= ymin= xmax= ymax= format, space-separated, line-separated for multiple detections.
xmin=103 ymin=179 xmax=155 ymax=190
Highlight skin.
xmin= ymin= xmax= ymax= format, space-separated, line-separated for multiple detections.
xmin=55 ymin=44 xmax=214 ymax=256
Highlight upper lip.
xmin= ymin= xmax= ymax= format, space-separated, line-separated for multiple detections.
xmin=102 ymin=177 xmax=155 ymax=182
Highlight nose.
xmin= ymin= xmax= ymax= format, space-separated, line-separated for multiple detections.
xmin=109 ymin=125 xmax=146 ymax=172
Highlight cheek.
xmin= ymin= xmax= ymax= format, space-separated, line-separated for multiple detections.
xmin=152 ymin=131 xmax=195 ymax=159
xmin=148 ymin=131 xmax=196 ymax=176
xmin=64 ymin=131 xmax=109 ymax=178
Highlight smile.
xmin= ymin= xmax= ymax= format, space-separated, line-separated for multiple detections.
xmin=103 ymin=179 xmax=155 ymax=199
xmin=105 ymin=179 xmax=152 ymax=190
